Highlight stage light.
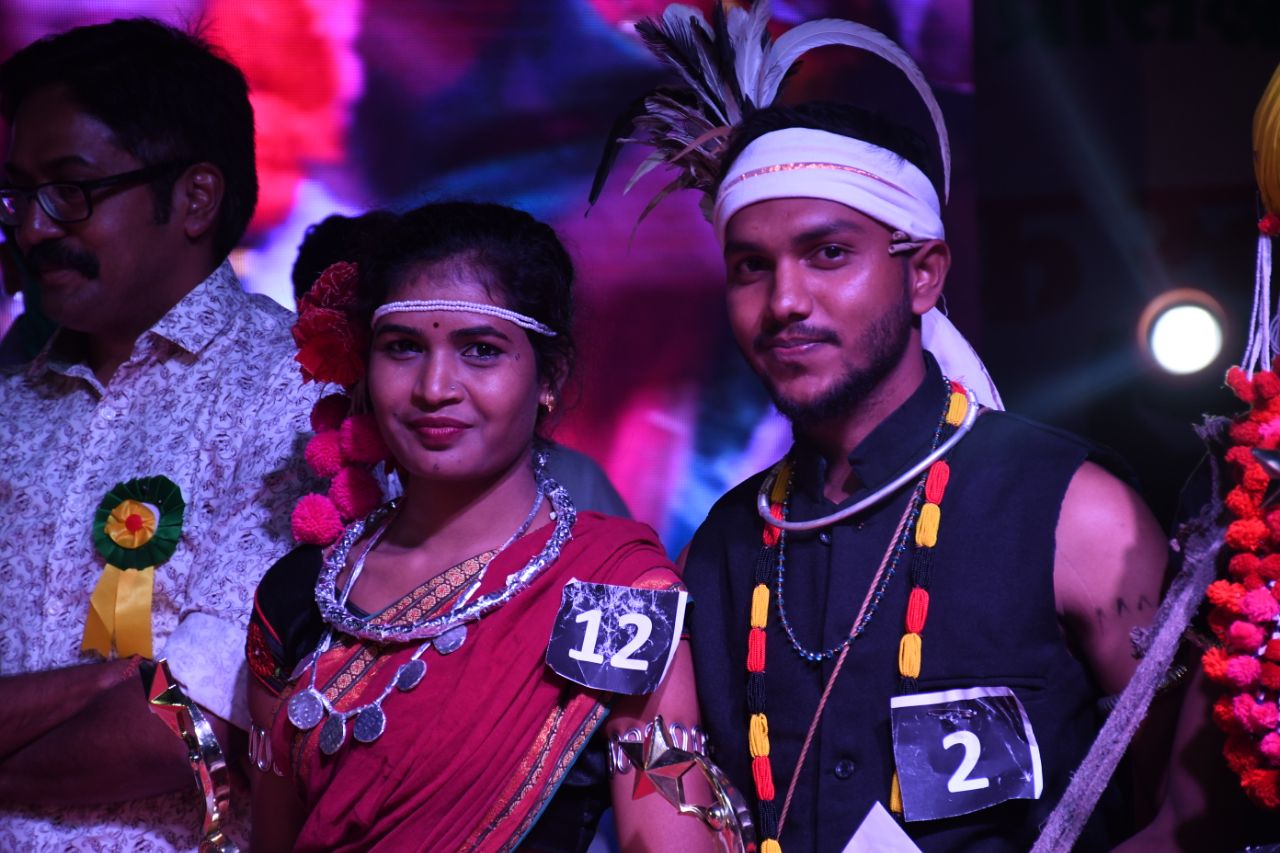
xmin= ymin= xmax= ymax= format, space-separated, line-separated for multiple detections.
xmin=1138 ymin=289 xmax=1225 ymax=376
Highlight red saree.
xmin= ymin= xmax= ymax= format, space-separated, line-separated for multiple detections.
xmin=268 ymin=511 xmax=677 ymax=852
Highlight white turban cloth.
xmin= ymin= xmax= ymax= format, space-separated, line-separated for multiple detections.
xmin=712 ymin=128 xmax=1003 ymax=410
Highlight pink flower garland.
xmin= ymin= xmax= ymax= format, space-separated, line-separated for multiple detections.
xmin=288 ymin=263 xmax=392 ymax=546
xmin=1205 ymin=365 xmax=1280 ymax=809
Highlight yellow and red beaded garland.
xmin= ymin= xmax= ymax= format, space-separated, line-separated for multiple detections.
xmin=889 ymin=380 xmax=967 ymax=814
xmin=746 ymin=462 xmax=789 ymax=853
xmin=747 ymin=380 xmax=971 ymax=846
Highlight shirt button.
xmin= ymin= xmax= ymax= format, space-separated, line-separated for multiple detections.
xmin=833 ymin=759 xmax=855 ymax=779
xmin=818 ymin=531 xmax=832 ymax=545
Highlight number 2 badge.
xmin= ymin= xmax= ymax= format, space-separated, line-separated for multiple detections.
xmin=889 ymin=686 xmax=1043 ymax=822
xmin=545 ymin=579 xmax=688 ymax=695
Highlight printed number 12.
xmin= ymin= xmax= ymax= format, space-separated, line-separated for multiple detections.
xmin=568 ymin=609 xmax=652 ymax=671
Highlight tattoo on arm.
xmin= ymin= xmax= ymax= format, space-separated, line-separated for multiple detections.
xmin=1096 ymin=595 xmax=1156 ymax=627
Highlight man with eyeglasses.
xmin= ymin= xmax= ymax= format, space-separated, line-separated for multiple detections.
xmin=0 ymin=19 xmax=317 ymax=850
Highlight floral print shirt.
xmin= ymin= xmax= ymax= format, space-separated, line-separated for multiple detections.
xmin=0 ymin=261 xmax=319 ymax=851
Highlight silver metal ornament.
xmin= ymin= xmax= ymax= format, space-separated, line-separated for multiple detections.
xmin=353 ymin=706 xmax=387 ymax=743
xmin=435 ymin=624 xmax=467 ymax=655
xmin=318 ymin=714 xmax=347 ymax=755
xmin=287 ymin=689 xmax=326 ymax=731
xmin=395 ymin=659 xmax=427 ymax=690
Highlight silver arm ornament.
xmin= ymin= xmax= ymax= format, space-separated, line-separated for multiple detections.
xmin=144 ymin=659 xmax=238 ymax=853
xmin=615 ymin=715 xmax=757 ymax=853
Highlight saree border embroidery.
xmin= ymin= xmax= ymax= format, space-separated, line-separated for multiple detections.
xmin=465 ymin=695 xmax=610 ymax=852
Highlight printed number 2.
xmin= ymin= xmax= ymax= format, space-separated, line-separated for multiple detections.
xmin=942 ymin=731 xmax=990 ymax=793
xmin=568 ymin=609 xmax=652 ymax=671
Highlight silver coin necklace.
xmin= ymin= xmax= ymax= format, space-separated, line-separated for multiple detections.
xmin=287 ymin=484 xmax=547 ymax=754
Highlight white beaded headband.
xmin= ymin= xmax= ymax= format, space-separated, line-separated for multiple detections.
xmin=372 ymin=300 xmax=558 ymax=337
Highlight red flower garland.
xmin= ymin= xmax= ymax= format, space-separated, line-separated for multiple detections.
xmin=288 ymin=263 xmax=390 ymax=546
xmin=1206 ymin=364 xmax=1280 ymax=809
xmin=292 ymin=261 xmax=367 ymax=387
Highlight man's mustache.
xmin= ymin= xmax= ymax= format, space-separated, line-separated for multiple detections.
xmin=23 ymin=241 xmax=100 ymax=280
xmin=754 ymin=323 xmax=841 ymax=352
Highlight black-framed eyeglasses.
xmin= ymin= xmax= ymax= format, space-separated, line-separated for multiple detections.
xmin=0 ymin=162 xmax=185 ymax=227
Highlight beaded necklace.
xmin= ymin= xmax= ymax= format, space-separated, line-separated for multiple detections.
xmin=743 ymin=378 xmax=971 ymax=852
xmin=314 ymin=475 xmax=576 ymax=642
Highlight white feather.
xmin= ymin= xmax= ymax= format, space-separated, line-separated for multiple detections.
xmin=759 ymin=18 xmax=951 ymax=199
xmin=728 ymin=0 xmax=772 ymax=108
xmin=655 ymin=5 xmax=730 ymax=126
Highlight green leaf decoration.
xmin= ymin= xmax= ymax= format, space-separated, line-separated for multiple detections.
xmin=91 ymin=475 xmax=185 ymax=569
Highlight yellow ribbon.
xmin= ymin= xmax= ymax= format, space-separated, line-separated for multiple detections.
xmin=82 ymin=565 xmax=155 ymax=659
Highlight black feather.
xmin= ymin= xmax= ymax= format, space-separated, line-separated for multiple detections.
xmin=710 ymin=2 xmax=744 ymax=113
xmin=588 ymin=93 xmax=653 ymax=207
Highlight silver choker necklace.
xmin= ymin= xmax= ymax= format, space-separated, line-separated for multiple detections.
xmin=288 ymin=471 xmax=575 ymax=753
xmin=755 ymin=380 xmax=978 ymax=532
xmin=314 ymin=475 xmax=575 ymax=642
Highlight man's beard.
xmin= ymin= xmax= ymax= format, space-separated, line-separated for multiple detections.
xmin=764 ymin=293 xmax=914 ymax=427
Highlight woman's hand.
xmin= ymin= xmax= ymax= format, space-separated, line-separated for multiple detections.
xmin=247 ymin=678 xmax=307 ymax=852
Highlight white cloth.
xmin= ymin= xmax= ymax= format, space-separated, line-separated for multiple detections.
xmin=0 ymin=261 xmax=320 ymax=851
xmin=711 ymin=127 xmax=1002 ymax=409
xmin=922 ymin=310 xmax=1004 ymax=410
xmin=713 ymin=128 xmax=944 ymax=243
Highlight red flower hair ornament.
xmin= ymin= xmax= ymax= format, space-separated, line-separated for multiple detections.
xmin=289 ymin=262 xmax=390 ymax=546
xmin=292 ymin=261 xmax=367 ymax=388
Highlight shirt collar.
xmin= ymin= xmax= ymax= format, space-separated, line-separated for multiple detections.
xmin=792 ymin=352 xmax=948 ymax=505
xmin=26 ymin=260 xmax=244 ymax=384
xmin=146 ymin=260 xmax=244 ymax=356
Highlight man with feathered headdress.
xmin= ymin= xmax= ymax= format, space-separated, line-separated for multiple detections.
xmin=594 ymin=3 xmax=1183 ymax=850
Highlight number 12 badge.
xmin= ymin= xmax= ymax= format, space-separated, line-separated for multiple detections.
xmin=545 ymin=579 xmax=688 ymax=695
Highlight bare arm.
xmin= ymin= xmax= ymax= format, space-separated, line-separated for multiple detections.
xmin=0 ymin=667 xmax=240 ymax=805
xmin=608 ymin=639 xmax=716 ymax=853
xmin=1053 ymin=462 xmax=1199 ymax=845
xmin=1113 ymin=667 xmax=1255 ymax=852
xmin=1053 ymin=461 xmax=1168 ymax=694
xmin=247 ymin=677 xmax=306 ymax=852
xmin=0 ymin=658 xmax=141 ymax=760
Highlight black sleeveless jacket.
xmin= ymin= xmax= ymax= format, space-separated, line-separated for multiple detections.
xmin=685 ymin=356 xmax=1121 ymax=851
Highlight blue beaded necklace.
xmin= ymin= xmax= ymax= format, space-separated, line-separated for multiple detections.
xmin=773 ymin=377 xmax=953 ymax=663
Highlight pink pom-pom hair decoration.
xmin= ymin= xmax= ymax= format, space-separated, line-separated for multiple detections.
xmin=292 ymin=493 xmax=345 ymax=545
xmin=339 ymin=413 xmax=390 ymax=465
xmin=304 ymin=430 xmax=345 ymax=478
xmin=329 ymin=465 xmax=383 ymax=522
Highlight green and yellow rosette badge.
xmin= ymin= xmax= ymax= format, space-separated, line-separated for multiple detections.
xmin=82 ymin=475 xmax=185 ymax=659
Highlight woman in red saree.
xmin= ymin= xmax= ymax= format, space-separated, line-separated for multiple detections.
xmin=246 ymin=202 xmax=712 ymax=852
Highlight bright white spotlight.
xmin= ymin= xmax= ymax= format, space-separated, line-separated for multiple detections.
xmin=1138 ymin=289 xmax=1225 ymax=376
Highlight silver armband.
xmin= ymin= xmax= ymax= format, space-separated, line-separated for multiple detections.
xmin=249 ymin=724 xmax=283 ymax=776
xmin=613 ymin=715 xmax=755 ymax=853
xmin=144 ymin=658 xmax=239 ymax=853
xmin=608 ymin=719 xmax=707 ymax=775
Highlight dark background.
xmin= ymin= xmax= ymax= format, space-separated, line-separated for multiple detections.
xmin=1 ymin=0 xmax=1276 ymax=544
